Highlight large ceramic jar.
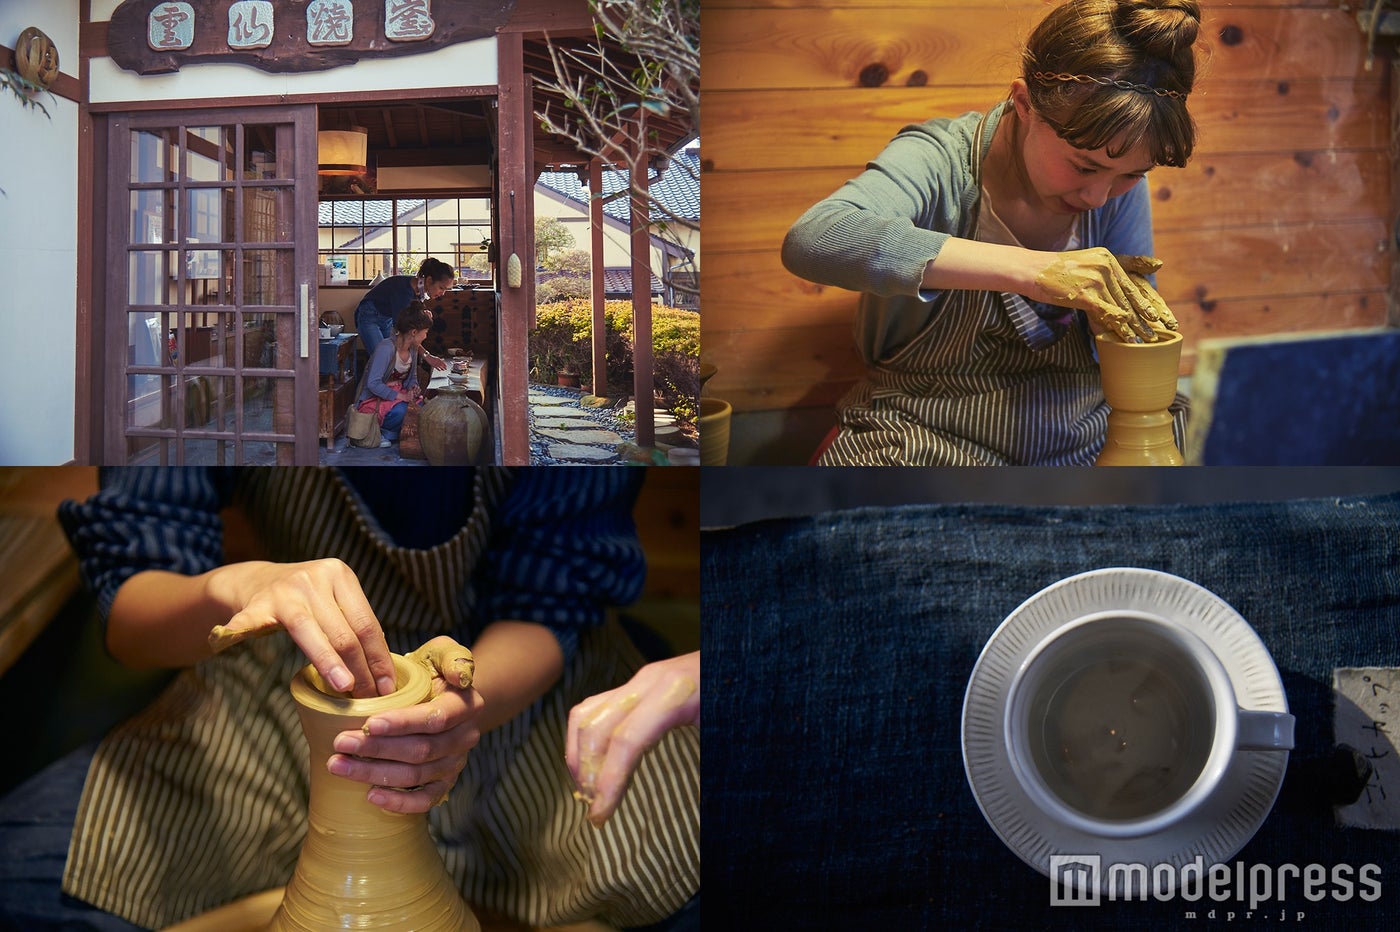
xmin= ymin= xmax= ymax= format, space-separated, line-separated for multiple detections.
xmin=420 ymin=383 xmax=487 ymax=466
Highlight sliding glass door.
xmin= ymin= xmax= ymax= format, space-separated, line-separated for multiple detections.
xmin=105 ymin=105 xmax=319 ymax=464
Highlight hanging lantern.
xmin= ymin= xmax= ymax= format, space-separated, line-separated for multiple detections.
xmin=317 ymin=128 xmax=368 ymax=175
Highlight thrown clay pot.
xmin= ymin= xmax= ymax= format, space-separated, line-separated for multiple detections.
xmin=420 ymin=383 xmax=487 ymax=465
xmin=268 ymin=654 xmax=480 ymax=932
xmin=698 ymin=397 xmax=731 ymax=466
xmin=1095 ymin=330 xmax=1184 ymax=466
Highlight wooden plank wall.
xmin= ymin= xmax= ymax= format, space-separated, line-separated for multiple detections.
xmin=701 ymin=0 xmax=1392 ymax=429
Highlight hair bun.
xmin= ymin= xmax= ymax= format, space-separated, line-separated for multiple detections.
xmin=1116 ymin=0 xmax=1201 ymax=60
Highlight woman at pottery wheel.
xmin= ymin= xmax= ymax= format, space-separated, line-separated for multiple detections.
xmin=355 ymin=303 xmax=433 ymax=448
xmin=782 ymin=0 xmax=1196 ymax=465
xmin=0 ymin=469 xmax=699 ymax=931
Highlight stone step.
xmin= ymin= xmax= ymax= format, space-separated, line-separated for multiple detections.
xmin=547 ymin=443 xmax=617 ymax=462
xmin=534 ymin=417 xmax=605 ymax=430
xmin=537 ymin=428 xmax=622 ymax=444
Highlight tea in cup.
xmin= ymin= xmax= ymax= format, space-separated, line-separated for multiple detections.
xmin=1004 ymin=610 xmax=1293 ymax=838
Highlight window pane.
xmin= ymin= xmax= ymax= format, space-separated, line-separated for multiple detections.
xmin=329 ymin=225 xmax=364 ymax=250
xmin=243 ymin=186 xmax=293 ymax=243
xmin=181 ymin=373 xmax=225 ymax=430
xmin=126 ymin=359 xmax=173 ymax=430
xmin=242 ymin=124 xmax=283 ymax=179
xmin=242 ymin=249 xmax=293 ymax=305
xmin=183 ymin=312 xmax=233 ymax=368
xmin=186 ymin=188 xmax=234 ymax=244
xmin=131 ymin=128 xmax=175 ymax=183
xmin=129 ymin=250 xmax=176 ymax=305
xmin=130 ymin=190 xmax=174 ymax=244
xmin=185 ymin=126 xmax=233 ymax=183
xmin=187 ymin=250 xmax=234 ymax=306
xmin=242 ymin=313 xmax=278 ymax=369
xmin=186 ymin=244 xmax=226 ymax=285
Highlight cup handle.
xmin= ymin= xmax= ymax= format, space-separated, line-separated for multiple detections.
xmin=1237 ymin=710 xmax=1295 ymax=750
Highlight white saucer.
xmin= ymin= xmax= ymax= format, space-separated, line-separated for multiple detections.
xmin=961 ymin=568 xmax=1290 ymax=894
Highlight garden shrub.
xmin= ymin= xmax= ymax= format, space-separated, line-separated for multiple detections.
xmin=531 ymin=299 xmax=700 ymax=424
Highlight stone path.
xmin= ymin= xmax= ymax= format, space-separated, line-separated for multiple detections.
xmin=529 ymin=387 xmax=633 ymax=464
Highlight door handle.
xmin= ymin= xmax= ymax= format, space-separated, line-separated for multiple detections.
xmin=300 ymin=282 xmax=311 ymax=359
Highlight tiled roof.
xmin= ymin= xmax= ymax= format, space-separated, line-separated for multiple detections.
xmin=536 ymin=145 xmax=700 ymax=225
xmin=537 ymin=268 xmax=661 ymax=295
xmin=317 ymin=199 xmax=425 ymax=226
xmin=603 ymin=268 xmax=662 ymax=295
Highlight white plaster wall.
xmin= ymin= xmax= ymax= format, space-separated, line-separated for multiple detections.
xmin=0 ymin=0 xmax=81 ymax=464
xmin=89 ymin=7 xmax=496 ymax=104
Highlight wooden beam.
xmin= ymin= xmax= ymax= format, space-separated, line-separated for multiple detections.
xmin=374 ymin=145 xmax=494 ymax=167
xmin=500 ymin=0 xmax=596 ymax=34
xmin=631 ymin=142 xmax=655 ymax=449
xmin=590 ymin=157 xmax=608 ymax=397
xmin=496 ymin=31 xmax=534 ymax=464
xmin=85 ymin=84 xmax=497 ymax=114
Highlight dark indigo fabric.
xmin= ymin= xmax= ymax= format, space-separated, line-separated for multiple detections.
xmin=0 ymin=743 xmax=143 ymax=932
xmin=701 ymin=493 xmax=1400 ymax=930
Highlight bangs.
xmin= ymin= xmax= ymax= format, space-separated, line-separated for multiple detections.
xmin=1041 ymin=92 xmax=1195 ymax=168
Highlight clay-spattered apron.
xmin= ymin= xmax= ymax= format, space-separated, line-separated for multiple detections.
xmin=62 ymin=468 xmax=700 ymax=929
xmin=820 ymin=113 xmax=1185 ymax=466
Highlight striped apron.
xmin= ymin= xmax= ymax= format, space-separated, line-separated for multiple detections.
xmin=61 ymin=468 xmax=700 ymax=930
xmin=820 ymin=115 xmax=1187 ymax=465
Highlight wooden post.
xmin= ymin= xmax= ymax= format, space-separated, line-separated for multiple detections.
xmin=496 ymin=31 xmax=534 ymax=465
xmin=630 ymin=147 xmax=655 ymax=449
xmin=590 ymin=157 xmax=608 ymax=397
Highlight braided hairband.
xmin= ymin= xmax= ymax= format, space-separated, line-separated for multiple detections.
xmin=1031 ymin=71 xmax=1187 ymax=100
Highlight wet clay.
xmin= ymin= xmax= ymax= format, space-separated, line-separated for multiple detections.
xmin=1095 ymin=330 xmax=1185 ymax=466
xmin=573 ymin=693 xmax=643 ymax=806
xmin=269 ymin=653 xmax=480 ymax=932
xmin=407 ymin=638 xmax=476 ymax=690
xmin=1035 ymin=252 xmax=1179 ymax=343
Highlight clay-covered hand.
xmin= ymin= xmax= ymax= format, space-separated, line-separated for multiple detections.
xmin=1032 ymin=248 xmax=1176 ymax=343
xmin=1115 ymin=254 xmax=1179 ymax=335
xmin=565 ymin=651 xmax=700 ymax=826
xmin=206 ymin=558 xmax=396 ymax=699
xmin=328 ymin=635 xmax=484 ymax=814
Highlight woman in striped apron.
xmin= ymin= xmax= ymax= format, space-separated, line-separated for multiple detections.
xmin=2 ymin=468 xmax=698 ymax=930
xmin=781 ymin=0 xmax=1199 ymax=465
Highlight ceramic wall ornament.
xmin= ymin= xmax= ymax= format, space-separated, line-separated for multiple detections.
xmin=14 ymin=27 xmax=60 ymax=87
xmin=386 ymin=0 xmax=436 ymax=41
xmin=1095 ymin=330 xmax=1185 ymax=466
xmin=148 ymin=3 xmax=195 ymax=51
xmin=269 ymin=648 xmax=481 ymax=932
xmin=227 ymin=1 xmax=274 ymax=50
xmin=307 ymin=0 xmax=355 ymax=47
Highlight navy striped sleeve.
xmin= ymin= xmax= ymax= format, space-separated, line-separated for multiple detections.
xmin=479 ymin=468 xmax=646 ymax=661
xmin=57 ymin=467 xmax=236 ymax=625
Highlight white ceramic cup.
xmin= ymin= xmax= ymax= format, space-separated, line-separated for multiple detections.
xmin=1004 ymin=610 xmax=1294 ymax=838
